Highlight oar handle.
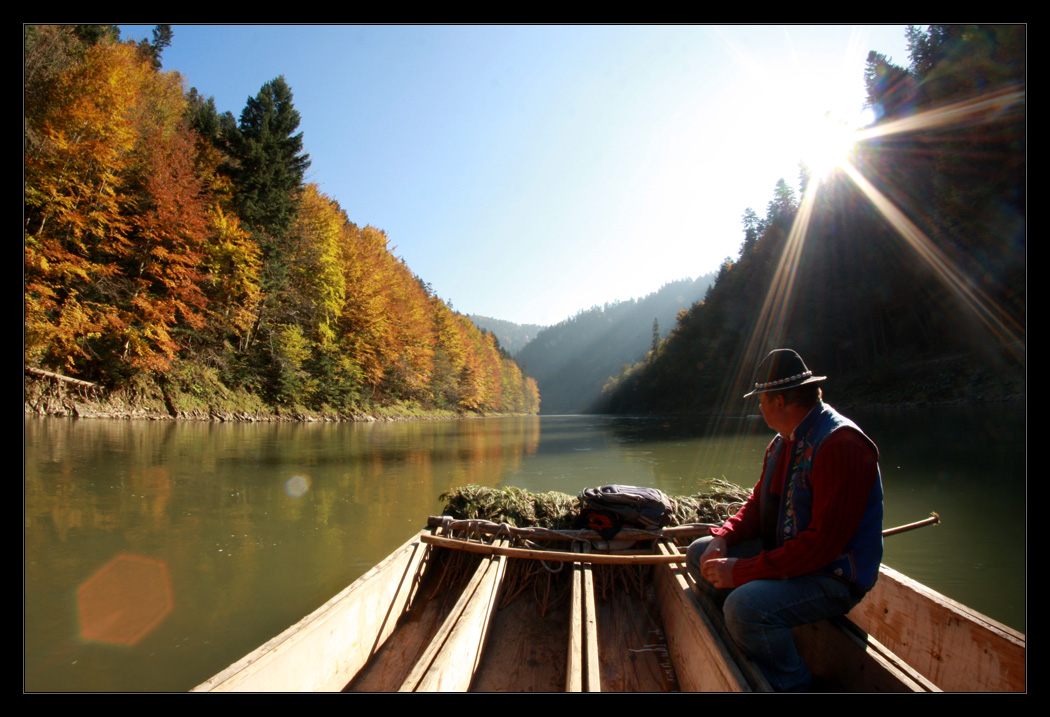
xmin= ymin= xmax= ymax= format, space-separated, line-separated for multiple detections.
xmin=882 ymin=512 xmax=940 ymax=538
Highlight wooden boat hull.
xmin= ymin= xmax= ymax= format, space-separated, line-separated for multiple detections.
xmin=194 ymin=528 xmax=1025 ymax=692
xmin=847 ymin=565 xmax=1025 ymax=692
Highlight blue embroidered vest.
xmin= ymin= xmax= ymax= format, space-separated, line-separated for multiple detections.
xmin=759 ymin=403 xmax=884 ymax=592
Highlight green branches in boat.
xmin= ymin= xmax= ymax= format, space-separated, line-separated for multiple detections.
xmin=439 ymin=479 xmax=750 ymax=529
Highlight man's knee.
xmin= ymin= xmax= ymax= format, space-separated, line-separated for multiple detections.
xmin=725 ymin=576 xmax=856 ymax=635
xmin=723 ymin=582 xmax=773 ymax=635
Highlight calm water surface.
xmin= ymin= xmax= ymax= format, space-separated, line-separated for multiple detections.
xmin=24 ymin=406 xmax=1025 ymax=691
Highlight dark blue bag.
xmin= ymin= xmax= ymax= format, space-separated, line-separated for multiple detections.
xmin=579 ymin=484 xmax=673 ymax=533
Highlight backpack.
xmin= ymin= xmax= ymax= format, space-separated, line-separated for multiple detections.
xmin=578 ymin=485 xmax=674 ymax=536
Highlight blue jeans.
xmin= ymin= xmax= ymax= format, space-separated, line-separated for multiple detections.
xmin=686 ymin=536 xmax=860 ymax=692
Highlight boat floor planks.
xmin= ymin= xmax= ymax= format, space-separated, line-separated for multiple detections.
xmin=407 ymin=538 xmax=508 ymax=691
xmin=566 ymin=550 xmax=599 ymax=691
xmin=593 ymin=574 xmax=678 ymax=692
xmin=469 ymin=589 xmax=571 ymax=692
xmin=472 ymin=564 xmax=679 ymax=692
xmin=344 ymin=562 xmax=467 ymax=692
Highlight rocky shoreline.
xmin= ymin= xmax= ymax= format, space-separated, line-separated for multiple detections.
xmin=23 ymin=367 xmax=482 ymax=423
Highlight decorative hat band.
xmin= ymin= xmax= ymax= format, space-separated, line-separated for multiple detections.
xmin=753 ymin=370 xmax=812 ymax=391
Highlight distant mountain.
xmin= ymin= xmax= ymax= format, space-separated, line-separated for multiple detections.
xmin=513 ymin=275 xmax=716 ymax=414
xmin=469 ymin=315 xmax=546 ymax=356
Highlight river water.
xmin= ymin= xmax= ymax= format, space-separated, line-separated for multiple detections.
xmin=24 ymin=405 xmax=1025 ymax=692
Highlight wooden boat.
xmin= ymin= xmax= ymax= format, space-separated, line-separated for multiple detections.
xmin=193 ymin=520 xmax=1025 ymax=692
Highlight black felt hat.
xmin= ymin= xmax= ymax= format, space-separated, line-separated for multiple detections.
xmin=742 ymin=349 xmax=826 ymax=398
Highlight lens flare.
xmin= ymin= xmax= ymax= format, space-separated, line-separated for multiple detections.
xmin=286 ymin=475 xmax=310 ymax=498
xmin=77 ymin=553 xmax=173 ymax=646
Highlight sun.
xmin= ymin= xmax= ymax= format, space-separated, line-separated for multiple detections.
xmin=798 ymin=109 xmax=859 ymax=182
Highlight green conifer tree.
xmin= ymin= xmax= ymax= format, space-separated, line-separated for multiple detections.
xmin=228 ymin=76 xmax=311 ymax=240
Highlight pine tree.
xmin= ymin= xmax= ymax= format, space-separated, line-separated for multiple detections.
xmin=765 ymin=178 xmax=797 ymax=226
xmin=136 ymin=24 xmax=172 ymax=70
xmin=228 ymin=76 xmax=311 ymax=240
xmin=863 ymin=50 xmax=914 ymax=121
xmin=740 ymin=207 xmax=761 ymax=257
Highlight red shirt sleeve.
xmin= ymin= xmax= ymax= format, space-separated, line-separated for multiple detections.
xmin=729 ymin=429 xmax=879 ymax=585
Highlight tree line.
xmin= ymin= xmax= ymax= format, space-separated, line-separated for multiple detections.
xmin=24 ymin=25 xmax=539 ymax=416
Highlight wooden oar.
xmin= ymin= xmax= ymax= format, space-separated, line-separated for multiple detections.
xmin=423 ymin=513 xmax=941 ymax=565
xmin=882 ymin=513 xmax=940 ymax=537
xmin=421 ymin=533 xmax=686 ymax=564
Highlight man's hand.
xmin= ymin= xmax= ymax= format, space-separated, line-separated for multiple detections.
xmin=697 ymin=536 xmax=737 ymax=588
xmin=699 ymin=536 xmax=727 ymax=567
xmin=701 ymin=557 xmax=738 ymax=589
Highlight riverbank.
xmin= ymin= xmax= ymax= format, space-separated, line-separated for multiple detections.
xmin=23 ymin=366 xmax=522 ymax=422
xmin=827 ymin=350 xmax=1025 ymax=409
xmin=590 ymin=349 xmax=1025 ymax=419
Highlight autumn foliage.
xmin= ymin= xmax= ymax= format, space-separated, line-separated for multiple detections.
xmin=24 ymin=26 xmax=538 ymax=416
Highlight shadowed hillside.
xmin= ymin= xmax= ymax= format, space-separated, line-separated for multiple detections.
xmin=514 ymin=276 xmax=715 ymax=414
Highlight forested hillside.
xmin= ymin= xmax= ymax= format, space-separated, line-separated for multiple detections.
xmin=515 ymin=275 xmax=716 ymax=414
xmin=598 ymin=26 xmax=1024 ymax=416
xmin=468 ymin=315 xmax=546 ymax=356
xmin=24 ymin=25 xmax=539 ymax=418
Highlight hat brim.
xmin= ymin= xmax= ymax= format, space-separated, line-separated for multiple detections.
xmin=742 ymin=374 xmax=826 ymax=399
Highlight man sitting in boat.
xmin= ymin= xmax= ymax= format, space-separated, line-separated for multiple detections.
xmin=687 ymin=349 xmax=883 ymax=692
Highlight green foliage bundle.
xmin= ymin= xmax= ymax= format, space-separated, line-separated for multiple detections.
xmin=439 ymin=485 xmax=580 ymax=530
xmin=439 ymin=480 xmax=750 ymax=529
xmin=667 ymin=479 xmax=750 ymax=524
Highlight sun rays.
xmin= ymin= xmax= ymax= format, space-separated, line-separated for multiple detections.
xmin=750 ymin=82 xmax=1025 ymax=377
xmin=854 ymin=85 xmax=1025 ymax=145
xmin=840 ymin=161 xmax=1025 ymax=361
xmin=698 ymin=79 xmax=1024 ymax=443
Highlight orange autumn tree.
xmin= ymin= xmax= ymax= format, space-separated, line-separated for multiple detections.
xmin=479 ymin=330 xmax=504 ymax=411
xmin=523 ymin=376 xmax=541 ymax=414
xmin=338 ymin=224 xmax=399 ymax=394
xmin=26 ymin=39 xmax=142 ymax=374
xmin=25 ymin=38 xmax=210 ymax=378
xmin=454 ymin=315 xmax=506 ymax=412
xmin=382 ymin=263 xmax=436 ymax=402
xmin=500 ymin=356 xmax=526 ymax=413
xmin=119 ymin=124 xmax=210 ymax=370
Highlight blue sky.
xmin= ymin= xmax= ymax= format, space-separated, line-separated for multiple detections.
xmin=121 ymin=25 xmax=912 ymax=326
